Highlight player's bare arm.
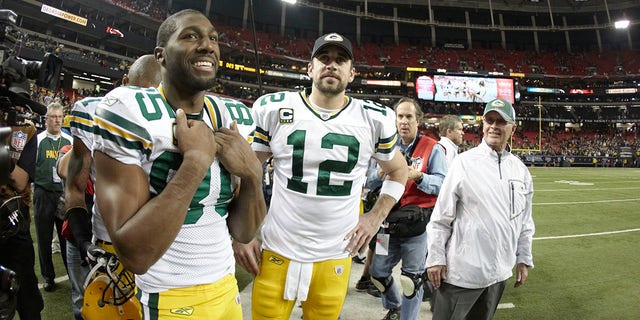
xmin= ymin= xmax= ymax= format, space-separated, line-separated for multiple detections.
xmin=65 ymin=138 xmax=92 ymax=210
xmin=95 ymin=109 xmax=216 ymax=274
xmin=231 ymin=150 xmax=272 ymax=274
xmin=63 ymin=138 xmax=98 ymax=260
xmin=344 ymin=148 xmax=408 ymax=255
xmin=57 ymin=148 xmax=71 ymax=180
xmin=216 ymin=122 xmax=266 ymax=243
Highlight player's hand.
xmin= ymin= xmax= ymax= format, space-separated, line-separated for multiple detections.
xmin=175 ymin=109 xmax=216 ymax=170
xmin=343 ymin=212 xmax=381 ymax=257
xmin=427 ymin=265 xmax=447 ymax=289
xmin=514 ymin=263 xmax=529 ymax=288
xmin=232 ymin=238 xmax=261 ymax=276
xmin=215 ymin=121 xmax=262 ymax=180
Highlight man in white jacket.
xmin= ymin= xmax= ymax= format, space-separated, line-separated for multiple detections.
xmin=426 ymin=98 xmax=535 ymax=320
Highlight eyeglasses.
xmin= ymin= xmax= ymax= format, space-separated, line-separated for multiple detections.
xmin=483 ymin=117 xmax=510 ymax=126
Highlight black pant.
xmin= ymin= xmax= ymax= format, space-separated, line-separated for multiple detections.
xmin=432 ymin=281 xmax=506 ymax=320
xmin=33 ymin=186 xmax=67 ymax=282
xmin=0 ymin=226 xmax=44 ymax=320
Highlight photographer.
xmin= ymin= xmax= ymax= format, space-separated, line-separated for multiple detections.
xmin=369 ymin=98 xmax=447 ymax=320
xmin=0 ymin=100 xmax=44 ymax=319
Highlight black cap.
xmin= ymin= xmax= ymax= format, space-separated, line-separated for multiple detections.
xmin=311 ymin=33 xmax=354 ymax=61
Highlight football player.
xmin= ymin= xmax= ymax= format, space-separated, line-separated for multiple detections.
xmin=65 ymin=54 xmax=161 ymax=320
xmin=240 ymin=33 xmax=408 ymax=319
xmin=93 ymin=9 xmax=265 ymax=319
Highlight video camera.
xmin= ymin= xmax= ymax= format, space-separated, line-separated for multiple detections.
xmin=0 ymin=9 xmax=63 ymax=127
xmin=0 ymin=265 xmax=18 ymax=320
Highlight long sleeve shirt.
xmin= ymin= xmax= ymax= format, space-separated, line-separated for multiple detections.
xmin=426 ymin=139 xmax=535 ymax=289
xmin=367 ymin=134 xmax=447 ymax=197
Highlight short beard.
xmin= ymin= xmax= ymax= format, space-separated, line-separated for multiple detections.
xmin=185 ymin=76 xmax=217 ymax=92
xmin=313 ymin=78 xmax=347 ymax=96
xmin=169 ymin=63 xmax=218 ymax=92
xmin=186 ymin=67 xmax=218 ymax=92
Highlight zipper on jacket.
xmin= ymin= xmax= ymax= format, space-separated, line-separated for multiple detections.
xmin=510 ymin=182 xmax=514 ymax=214
xmin=496 ymin=151 xmax=502 ymax=179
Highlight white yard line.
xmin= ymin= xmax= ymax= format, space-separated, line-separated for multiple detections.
xmin=534 ymin=198 xmax=640 ymax=205
xmin=536 ymin=187 xmax=640 ymax=192
xmin=534 ymin=228 xmax=640 ymax=240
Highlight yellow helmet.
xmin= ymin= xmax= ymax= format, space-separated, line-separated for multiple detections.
xmin=81 ymin=254 xmax=140 ymax=320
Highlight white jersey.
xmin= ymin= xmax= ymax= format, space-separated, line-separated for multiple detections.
xmin=69 ymin=96 xmax=110 ymax=242
xmin=93 ymin=85 xmax=255 ymax=293
xmin=251 ymin=89 xmax=398 ymax=262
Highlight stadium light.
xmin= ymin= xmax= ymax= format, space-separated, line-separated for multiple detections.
xmin=614 ymin=19 xmax=630 ymax=29
xmin=281 ymin=0 xmax=297 ymax=4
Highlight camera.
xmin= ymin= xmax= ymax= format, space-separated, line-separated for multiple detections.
xmin=0 ymin=127 xmax=10 ymax=186
xmin=0 ymin=265 xmax=17 ymax=320
xmin=0 ymin=9 xmax=63 ymax=127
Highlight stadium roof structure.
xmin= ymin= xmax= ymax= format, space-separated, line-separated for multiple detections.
xmin=332 ymin=0 xmax=640 ymax=14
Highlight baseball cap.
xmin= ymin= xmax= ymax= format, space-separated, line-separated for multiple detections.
xmin=311 ymin=33 xmax=354 ymax=61
xmin=483 ymin=98 xmax=516 ymax=122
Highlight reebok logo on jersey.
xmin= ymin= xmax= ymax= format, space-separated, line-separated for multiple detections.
xmin=102 ymin=96 xmax=119 ymax=106
xmin=279 ymin=108 xmax=294 ymax=123
xmin=268 ymin=255 xmax=284 ymax=265
xmin=170 ymin=307 xmax=194 ymax=316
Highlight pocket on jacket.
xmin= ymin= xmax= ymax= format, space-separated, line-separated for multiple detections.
xmin=509 ymin=179 xmax=527 ymax=219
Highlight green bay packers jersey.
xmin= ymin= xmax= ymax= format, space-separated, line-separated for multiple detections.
xmin=93 ymin=85 xmax=254 ymax=293
xmin=69 ymin=96 xmax=111 ymax=242
xmin=251 ymin=89 xmax=397 ymax=262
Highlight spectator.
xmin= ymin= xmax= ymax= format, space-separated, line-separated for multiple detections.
xmin=426 ymin=98 xmax=535 ymax=320
xmin=33 ymin=102 xmax=72 ymax=292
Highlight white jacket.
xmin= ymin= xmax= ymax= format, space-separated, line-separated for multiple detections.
xmin=426 ymin=139 xmax=535 ymax=289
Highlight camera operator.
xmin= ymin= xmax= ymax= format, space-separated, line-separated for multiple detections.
xmin=0 ymin=98 xmax=44 ymax=319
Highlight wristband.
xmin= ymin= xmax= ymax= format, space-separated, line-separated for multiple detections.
xmin=380 ymin=180 xmax=405 ymax=202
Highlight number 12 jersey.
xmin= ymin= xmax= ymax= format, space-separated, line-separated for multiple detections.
xmin=251 ymin=89 xmax=398 ymax=262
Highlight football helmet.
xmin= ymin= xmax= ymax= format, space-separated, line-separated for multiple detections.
xmin=0 ymin=196 xmax=23 ymax=240
xmin=81 ymin=253 xmax=140 ymax=320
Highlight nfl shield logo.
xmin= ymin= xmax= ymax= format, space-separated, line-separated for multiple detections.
xmin=11 ymin=131 xmax=27 ymax=151
xmin=335 ymin=265 xmax=344 ymax=275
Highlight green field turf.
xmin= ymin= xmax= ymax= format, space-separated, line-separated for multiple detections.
xmin=29 ymin=167 xmax=640 ymax=319
xmin=495 ymin=167 xmax=640 ymax=320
